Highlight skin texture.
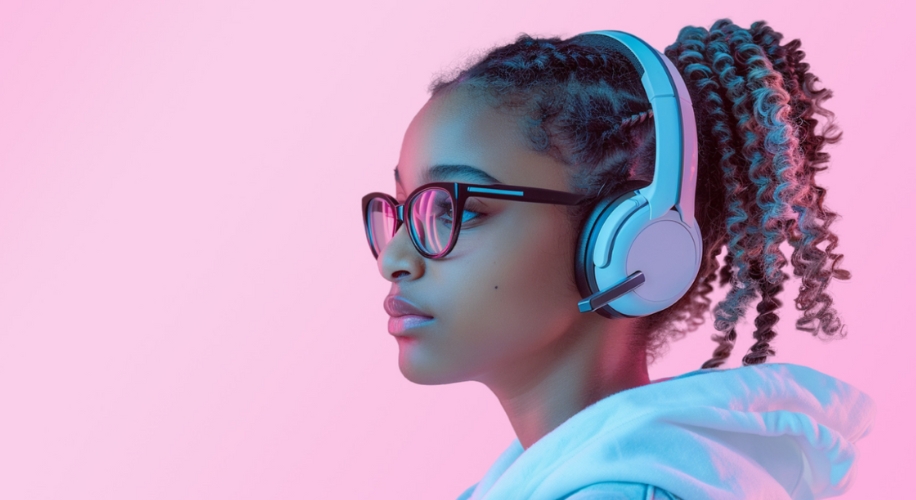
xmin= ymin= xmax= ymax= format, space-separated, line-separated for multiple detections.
xmin=379 ymin=86 xmax=651 ymax=449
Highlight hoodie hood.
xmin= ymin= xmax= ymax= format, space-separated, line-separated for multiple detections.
xmin=464 ymin=363 xmax=875 ymax=500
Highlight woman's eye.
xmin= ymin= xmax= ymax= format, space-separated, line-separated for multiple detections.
xmin=458 ymin=209 xmax=483 ymax=225
xmin=436 ymin=203 xmax=484 ymax=227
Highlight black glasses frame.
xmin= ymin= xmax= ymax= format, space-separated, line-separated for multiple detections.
xmin=361 ymin=181 xmax=589 ymax=260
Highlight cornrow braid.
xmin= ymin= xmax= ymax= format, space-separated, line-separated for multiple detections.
xmin=619 ymin=109 xmax=654 ymax=130
xmin=429 ymin=19 xmax=848 ymax=366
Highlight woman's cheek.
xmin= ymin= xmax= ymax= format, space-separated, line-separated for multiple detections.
xmin=403 ymin=209 xmax=572 ymax=382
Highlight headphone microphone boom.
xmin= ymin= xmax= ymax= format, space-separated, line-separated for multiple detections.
xmin=578 ymin=271 xmax=646 ymax=313
xmin=572 ymin=31 xmax=702 ymax=318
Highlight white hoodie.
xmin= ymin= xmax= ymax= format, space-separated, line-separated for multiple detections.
xmin=457 ymin=363 xmax=875 ymax=500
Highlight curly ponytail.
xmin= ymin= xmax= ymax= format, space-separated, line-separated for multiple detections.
xmin=665 ymin=20 xmax=849 ymax=367
xmin=429 ymin=19 xmax=849 ymax=367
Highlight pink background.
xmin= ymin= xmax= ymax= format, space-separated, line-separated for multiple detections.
xmin=0 ymin=0 xmax=911 ymax=498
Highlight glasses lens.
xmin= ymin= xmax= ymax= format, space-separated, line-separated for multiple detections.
xmin=409 ymin=187 xmax=456 ymax=257
xmin=366 ymin=197 xmax=397 ymax=257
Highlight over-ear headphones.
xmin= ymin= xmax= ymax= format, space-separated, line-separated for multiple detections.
xmin=572 ymin=31 xmax=702 ymax=318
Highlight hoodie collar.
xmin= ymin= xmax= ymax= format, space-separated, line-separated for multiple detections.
xmin=468 ymin=363 xmax=875 ymax=500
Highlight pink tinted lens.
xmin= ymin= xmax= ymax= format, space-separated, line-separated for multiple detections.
xmin=367 ymin=198 xmax=397 ymax=256
xmin=409 ymin=188 xmax=454 ymax=256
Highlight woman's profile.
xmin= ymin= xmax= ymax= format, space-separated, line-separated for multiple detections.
xmin=361 ymin=19 xmax=875 ymax=499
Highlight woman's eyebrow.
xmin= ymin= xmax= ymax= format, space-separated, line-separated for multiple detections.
xmin=425 ymin=164 xmax=502 ymax=184
xmin=394 ymin=164 xmax=503 ymax=186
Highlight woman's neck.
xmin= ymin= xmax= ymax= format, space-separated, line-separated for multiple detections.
xmin=483 ymin=319 xmax=650 ymax=450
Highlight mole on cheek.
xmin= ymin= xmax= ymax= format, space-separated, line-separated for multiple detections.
xmin=494 ymin=286 xmax=499 ymax=290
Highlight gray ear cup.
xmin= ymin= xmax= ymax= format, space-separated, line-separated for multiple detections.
xmin=592 ymin=203 xmax=702 ymax=316
xmin=576 ymin=194 xmax=702 ymax=318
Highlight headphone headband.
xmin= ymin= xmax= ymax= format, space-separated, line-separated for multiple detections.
xmin=578 ymin=31 xmax=698 ymax=227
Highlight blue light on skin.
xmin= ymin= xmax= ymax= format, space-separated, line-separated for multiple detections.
xmin=378 ymin=85 xmax=649 ymax=450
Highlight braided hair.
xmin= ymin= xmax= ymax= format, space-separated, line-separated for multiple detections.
xmin=429 ymin=19 xmax=849 ymax=367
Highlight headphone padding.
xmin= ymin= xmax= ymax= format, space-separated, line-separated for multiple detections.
xmin=574 ymin=187 xmax=644 ymax=319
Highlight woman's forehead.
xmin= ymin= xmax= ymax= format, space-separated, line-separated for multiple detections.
xmin=396 ymin=88 xmax=565 ymax=192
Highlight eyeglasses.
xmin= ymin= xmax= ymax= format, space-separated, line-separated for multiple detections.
xmin=361 ymin=182 xmax=588 ymax=260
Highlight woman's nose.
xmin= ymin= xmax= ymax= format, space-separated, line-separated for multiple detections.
xmin=378 ymin=224 xmax=425 ymax=282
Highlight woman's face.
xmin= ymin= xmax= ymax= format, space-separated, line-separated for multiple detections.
xmin=380 ymin=86 xmax=599 ymax=387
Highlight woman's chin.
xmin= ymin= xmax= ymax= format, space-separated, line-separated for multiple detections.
xmin=398 ymin=365 xmax=453 ymax=385
xmin=395 ymin=338 xmax=465 ymax=385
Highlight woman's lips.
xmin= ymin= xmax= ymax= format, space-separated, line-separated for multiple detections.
xmin=388 ymin=315 xmax=434 ymax=335
xmin=384 ymin=295 xmax=434 ymax=335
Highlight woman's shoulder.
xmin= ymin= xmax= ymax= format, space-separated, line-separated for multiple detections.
xmin=562 ymin=482 xmax=682 ymax=500
xmin=457 ymin=482 xmax=681 ymax=500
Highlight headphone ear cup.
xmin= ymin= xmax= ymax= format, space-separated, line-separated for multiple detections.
xmin=597 ymin=208 xmax=702 ymax=317
xmin=575 ymin=180 xmax=703 ymax=318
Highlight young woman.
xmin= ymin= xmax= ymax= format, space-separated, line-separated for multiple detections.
xmin=361 ymin=19 xmax=875 ymax=500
